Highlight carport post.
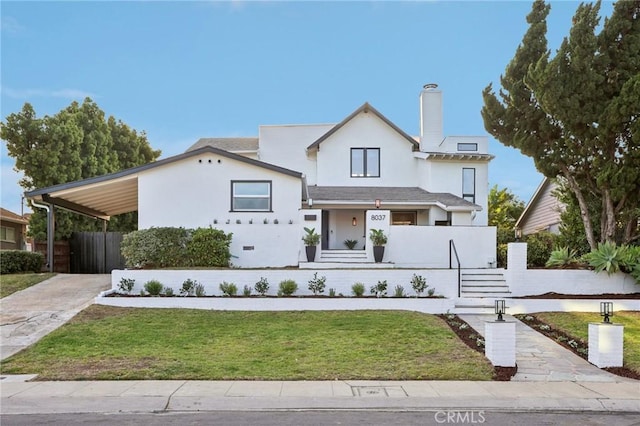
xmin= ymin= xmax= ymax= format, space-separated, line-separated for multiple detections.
xmin=30 ymin=200 xmax=55 ymax=273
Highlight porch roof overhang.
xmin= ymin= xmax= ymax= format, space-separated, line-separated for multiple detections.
xmin=307 ymin=186 xmax=481 ymax=211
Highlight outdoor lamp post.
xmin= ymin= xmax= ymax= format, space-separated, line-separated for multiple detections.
xmin=495 ymin=299 xmax=506 ymax=322
xmin=600 ymin=302 xmax=613 ymax=324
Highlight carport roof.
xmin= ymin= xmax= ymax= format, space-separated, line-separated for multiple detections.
xmin=25 ymin=146 xmax=303 ymax=220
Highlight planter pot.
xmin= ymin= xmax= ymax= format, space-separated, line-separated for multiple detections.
xmin=305 ymin=246 xmax=317 ymax=262
xmin=373 ymin=246 xmax=385 ymax=263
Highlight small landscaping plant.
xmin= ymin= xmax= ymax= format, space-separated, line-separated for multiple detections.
xmin=278 ymin=279 xmax=298 ymax=296
xmin=351 ymin=282 xmax=365 ymax=297
xmin=302 ymin=227 xmax=320 ymax=246
xmin=194 ymin=283 xmax=206 ymax=297
xmin=180 ymin=279 xmax=197 ymax=296
xmin=219 ymin=281 xmax=238 ymax=296
xmin=410 ymin=273 xmax=427 ymax=296
xmin=329 ymin=288 xmax=336 ymax=297
xmin=243 ymin=285 xmax=252 ymax=297
xmin=427 ymin=288 xmax=436 ymax=297
xmin=144 ymin=280 xmax=163 ymax=296
xmin=118 ymin=278 xmax=135 ymax=294
xmin=307 ymin=272 xmax=326 ymax=295
xmin=393 ymin=285 xmax=406 ymax=298
xmin=255 ymin=277 xmax=269 ymax=296
xmin=343 ymin=239 xmax=358 ymax=250
xmin=163 ymin=287 xmax=175 ymax=297
xmin=546 ymin=246 xmax=579 ymax=268
xmin=369 ymin=229 xmax=388 ymax=246
xmin=370 ymin=280 xmax=388 ymax=297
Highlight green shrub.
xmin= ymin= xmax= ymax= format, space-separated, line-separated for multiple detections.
xmin=194 ymin=283 xmax=206 ymax=297
xmin=344 ymin=239 xmax=358 ymax=250
xmin=164 ymin=287 xmax=175 ymax=297
xmin=0 ymin=250 xmax=44 ymax=274
xmin=546 ymin=246 xmax=579 ymax=268
xmin=219 ymin=281 xmax=238 ymax=296
xmin=307 ymin=272 xmax=326 ymax=295
xmin=427 ymin=288 xmax=436 ymax=297
xmin=121 ymin=227 xmax=190 ymax=268
xmin=393 ymin=285 xmax=406 ymax=298
xmin=255 ymin=277 xmax=269 ymax=296
xmin=329 ymin=288 xmax=336 ymax=297
xmin=585 ymin=242 xmax=623 ymax=275
xmin=278 ymin=279 xmax=298 ymax=296
xmin=524 ymin=232 xmax=557 ymax=268
xmin=118 ymin=278 xmax=135 ymax=294
xmin=180 ymin=279 xmax=196 ymax=296
xmin=351 ymin=282 xmax=365 ymax=297
xmin=370 ymin=280 xmax=388 ymax=297
xmin=497 ymin=243 xmax=508 ymax=268
xmin=243 ymin=285 xmax=252 ymax=297
xmin=144 ymin=280 xmax=163 ymax=296
xmin=187 ymin=227 xmax=233 ymax=267
xmin=410 ymin=273 xmax=427 ymax=296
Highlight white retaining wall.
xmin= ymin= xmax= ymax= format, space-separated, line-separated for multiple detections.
xmin=505 ymin=243 xmax=639 ymax=296
xmin=111 ymin=268 xmax=459 ymax=298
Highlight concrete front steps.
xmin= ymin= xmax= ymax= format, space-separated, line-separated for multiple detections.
xmin=300 ymin=250 xmax=394 ymax=269
xmin=460 ymin=270 xmax=510 ymax=298
xmin=453 ymin=298 xmax=510 ymax=314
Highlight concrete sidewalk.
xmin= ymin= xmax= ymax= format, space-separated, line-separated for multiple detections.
xmin=1 ymin=379 xmax=638 ymax=414
xmin=0 ymin=274 xmax=110 ymax=361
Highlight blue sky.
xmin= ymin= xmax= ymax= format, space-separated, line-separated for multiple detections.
xmin=1 ymin=1 xmax=614 ymax=216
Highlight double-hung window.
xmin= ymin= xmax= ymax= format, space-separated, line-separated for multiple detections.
xmin=351 ymin=148 xmax=380 ymax=178
xmin=0 ymin=226 xmax=16 ymax=242
xmin=462 ymin=168 xmax=476 ymax=203
xmin=231 ymin=181 xmax=272 ymax=211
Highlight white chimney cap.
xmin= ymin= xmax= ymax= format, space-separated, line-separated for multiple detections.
xmin=423 ymin=83 xmax=438 ymax=90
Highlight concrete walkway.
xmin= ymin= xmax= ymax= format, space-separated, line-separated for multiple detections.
xmin=0 ymin=274 xmax=110 ymax=361
xmin=458 ymin=314 xmax=634 ymax=383
xmin=1 ymin=379 xmax=638 ymax=414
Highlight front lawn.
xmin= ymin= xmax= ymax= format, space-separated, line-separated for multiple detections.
xmin=529 ymin=311 xmax=640 ymax=376
xmin=0 ymin=273 xmax=56 ymax=298
xmin=0 ymin=306 xmax=494 ymax=381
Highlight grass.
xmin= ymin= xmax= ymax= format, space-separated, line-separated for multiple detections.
xmin=0 ymin=306 xmax=494 ymax=381
xmin=533 ymin=311 xmax=640 ymax=375
xmin=0 ymin=273 xmax=56 ymax=298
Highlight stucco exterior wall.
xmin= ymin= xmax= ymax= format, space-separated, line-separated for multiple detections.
xmin=386 ymin=225 xmax=497 ymax=268
xmin=258 ymin=124 xmax=333 ymax=185
xmin=315 ymin=112 xmax=418 ymax=187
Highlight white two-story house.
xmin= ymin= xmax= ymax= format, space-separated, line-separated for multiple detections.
xmin=26 ymin=85 xmax=496 ymax=269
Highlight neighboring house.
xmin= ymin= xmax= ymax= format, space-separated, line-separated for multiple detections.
xmin=25 ymin=85 xmax=497 ymax=268
xmin=0 ymin=207 xmax=28 ymax=250
xmin=515 ymin=177 xmax=563 ymax=236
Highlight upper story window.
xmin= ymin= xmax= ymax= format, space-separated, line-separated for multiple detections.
xmin=351 ymin=148 xmax=380 ymax=178
xmin=462 ymin=168 xmax=476 ymax=203
xmin=231 ymin=181 xmax=272 ymax=211
xmin=1 ymin=226 xmax=16 ymax=242
xmin=457 ymin=143 xmax=478 ymax=151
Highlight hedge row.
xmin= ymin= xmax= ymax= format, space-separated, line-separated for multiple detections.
xmin=0 ymin=250 xmax=45 ymax=274
xmin=121 ymin=227 xmax=233 ymax=269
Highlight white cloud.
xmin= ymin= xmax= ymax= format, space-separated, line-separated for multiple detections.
xmin=0 ymin=16 xmax=25 ymax=35
xmin=1 ymin=86 xmax=97 ymax=100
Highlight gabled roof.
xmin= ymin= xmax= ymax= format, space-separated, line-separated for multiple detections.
xmin=307 ymin=186 xmax=480 ymax=211
xmin=186 ymin=137 xmax=259 ymax=153
xmin=25 ymin=146 xmax=303 ymax=220
xmin=0 ymin=207 xmax=28 ymax=224
xmin=515 ymin=177 xmax=561 ymax=231
xmin=306 ymin=103 xmax=420 ymax=151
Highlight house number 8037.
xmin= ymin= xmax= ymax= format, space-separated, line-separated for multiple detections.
xmin=370 ymin=214 xmax=386 ymax=221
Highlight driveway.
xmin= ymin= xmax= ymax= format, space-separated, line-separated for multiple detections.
xmin=0 ymin=274 xmax=110 ymax=361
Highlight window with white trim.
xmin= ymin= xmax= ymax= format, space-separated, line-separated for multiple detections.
xmin=351 ymin=148 xmax=380 ymax=177
xmin=1 ymin=226 xmax=16 ymax=242
xmin=231 ymin=181 xmax=272 ymax=211
xmin=462 ymin=168 xmax=476 ymax=203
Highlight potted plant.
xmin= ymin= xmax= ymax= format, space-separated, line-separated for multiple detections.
xmin=369 ymin=229 xmax=387 ymax=263
xmin=302 ymin=227 xmax=321 ymax=262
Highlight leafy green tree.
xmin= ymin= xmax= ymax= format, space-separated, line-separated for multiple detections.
xmin=482 ymin=0 xmax=640 ymax=250
xmin=1 ymin=98 xmax=161 ymax=240
xmin=488 ymin=185 xmax=525 ymax=267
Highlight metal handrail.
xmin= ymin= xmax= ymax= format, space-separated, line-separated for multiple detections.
xmin=449 ymin=239 xmax=461 ymax=297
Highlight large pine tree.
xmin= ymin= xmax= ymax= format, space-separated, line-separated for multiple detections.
xmin=482 ymin=0 xmax=639 ymax=249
